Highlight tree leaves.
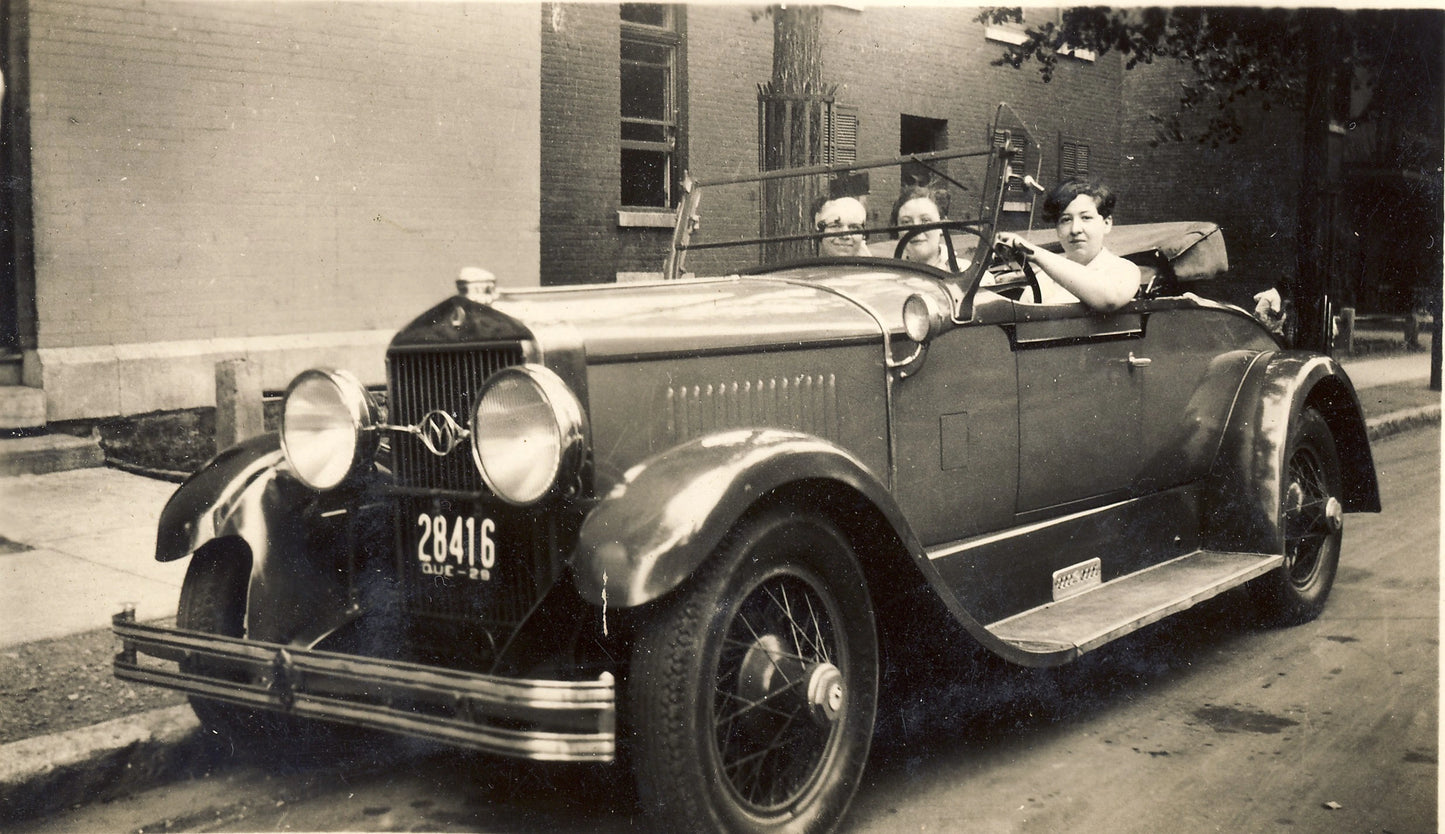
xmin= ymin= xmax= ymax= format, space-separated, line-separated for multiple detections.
xmin=974 ymin=7 xmax=1360 ymax=146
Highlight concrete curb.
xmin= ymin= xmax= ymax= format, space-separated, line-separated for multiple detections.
xmin=0 ymin=406 xmax=1436 ymax=824
xmin=1365 ymin=403 xmax=1440 ymax=441
xmin=0 ymin=705 xmax=207 ymax=824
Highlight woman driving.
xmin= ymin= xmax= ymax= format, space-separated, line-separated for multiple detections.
xmin=993 ymin=178 xmax=1140 ymax=311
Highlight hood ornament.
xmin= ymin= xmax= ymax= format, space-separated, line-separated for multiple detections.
xmin=457 ymin=266 xmax=498 ymax=305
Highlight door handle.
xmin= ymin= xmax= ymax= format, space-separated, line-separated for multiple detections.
xmin=1127 ymin=352 xmax=1152 ymax=369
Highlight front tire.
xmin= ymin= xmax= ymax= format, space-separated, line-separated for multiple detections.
xmin=1252 ymin=407 xmax=1344 ymax=625
xmin=628 ymin=509 xmax=879 ymax=834
xmin=177 ymin=542 xmax=336 ymax=748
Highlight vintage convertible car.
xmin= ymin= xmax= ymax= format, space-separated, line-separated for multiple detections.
xmin=115 ymin=106 xmax=1379 ymax=833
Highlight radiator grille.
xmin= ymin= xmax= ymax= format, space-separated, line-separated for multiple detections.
xmin=388 ymin=346 xmax=525 ymax=491
xmin=387 ymin=344 xmax=547 ymax=667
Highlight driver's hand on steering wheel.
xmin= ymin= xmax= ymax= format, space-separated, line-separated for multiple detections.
xmin=992 ymin=232 xmax=1036 ymax=264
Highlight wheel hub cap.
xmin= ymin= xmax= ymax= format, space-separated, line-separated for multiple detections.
xmin=737 ymin=636 xmax=846 ymax=731
xmin=738 ymin=635 xmax=789 ymax=701
xmin=1286 ymin=481 xmax=1306 ymax=515
xmin=806 ymin=662 xmax=845 ymax=726
xmin=1324 ymin=496 xmax=1343 ymax=532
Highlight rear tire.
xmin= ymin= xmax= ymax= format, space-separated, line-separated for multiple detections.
xmin=628 ymin=509 xmax=878 ymax=834
xmin=1252 ymin=407 xmax=1344 ymax=625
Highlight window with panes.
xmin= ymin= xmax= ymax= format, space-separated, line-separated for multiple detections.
xmin=621 ymin=4 xmax=683 ymax=208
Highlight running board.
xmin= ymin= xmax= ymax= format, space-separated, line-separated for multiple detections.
xmin=986 ymin=550 xmax=1283 ymax=662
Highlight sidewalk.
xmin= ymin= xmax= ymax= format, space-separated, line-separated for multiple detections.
xmin=0 ymin=469 xmax=185 ymax=649
xmin=0 ymin=350 xmax=1438 ymax=822
xmin=1340 ymin=350 xmax=1433 ymax=389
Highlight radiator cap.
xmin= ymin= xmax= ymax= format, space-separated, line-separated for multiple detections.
xmin=457 ymin=267 xmax=498 ymax=304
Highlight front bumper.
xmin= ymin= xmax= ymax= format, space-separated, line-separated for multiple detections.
xmin=112 ymin=608 xmax=615 ymax=762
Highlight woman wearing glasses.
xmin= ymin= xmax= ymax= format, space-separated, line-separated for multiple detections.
xmin=812 ymin=196 xmax=873 ymax=257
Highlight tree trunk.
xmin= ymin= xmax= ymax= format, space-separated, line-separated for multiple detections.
xmin=773 ymin=6 xmax=822 ymax=97
xmin=760 ymin=6 xmax=828 ymax=263
xmin=1290 ymin=9 xmax=1340 ymax=354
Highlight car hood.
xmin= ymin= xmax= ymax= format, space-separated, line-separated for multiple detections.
xmin=486 ymin=275 xmax=890 ymax=360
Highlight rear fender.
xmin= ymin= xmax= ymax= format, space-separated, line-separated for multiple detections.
xmin=156 ymin=433 xmax=377 ymax=645
xmin=571 ymin=429 xmax=919 ymax=609
xmin=1203 ymin=352 xmax=1380 ymax=553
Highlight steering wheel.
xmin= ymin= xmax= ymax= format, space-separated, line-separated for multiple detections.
xmin=892 ymin=221 xmax=978 ymax=272
xmin=991 ymin=238 xmax=1043 ymax=304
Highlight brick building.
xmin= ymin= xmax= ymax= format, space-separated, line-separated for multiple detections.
xmin=10 ymin=2 xmax=1371 ymax=432
xmin=2 ymin=0 xmax=541 ymax=424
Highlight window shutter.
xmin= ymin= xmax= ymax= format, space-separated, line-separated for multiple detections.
xmin=993 ymin=128 xmax=1029 ymax=205
xmin=1060 ymin=139 xmax=1090 ymax=179
xmin=827 ymin=106 xmax=858 ymax=166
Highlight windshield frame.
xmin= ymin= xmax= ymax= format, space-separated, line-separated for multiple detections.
xmin=663 ymin=104 xmax=1042 ymax=321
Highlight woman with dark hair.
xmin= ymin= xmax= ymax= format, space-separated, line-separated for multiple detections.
xmin=890 ymin=185 xmax=961 ymax=271
xmin=994 ymin=178 xmax=1141 ymax=311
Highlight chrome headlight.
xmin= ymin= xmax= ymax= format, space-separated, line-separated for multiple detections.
xmin=470 ymin=365 xmax=587 ymax=505
xmin=903 ymin=292 xmax=945 ymax=343
xmin=279 ymin=369 xmax=379 ymax=491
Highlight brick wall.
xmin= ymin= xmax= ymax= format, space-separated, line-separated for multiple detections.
xmin=29 ymin=0 xmax=541 ymax=349
xmin=540 ymin=2 xmax=619 ymax=286
xmin=822 ymin=7 xmax=1125 ymax=224
xmin=24 ymin=0 xmax=540 ymax=418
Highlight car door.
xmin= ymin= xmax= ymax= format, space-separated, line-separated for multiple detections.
xmin=1012 ymin=301 xmax=1146 ymax=518
xmin=890 ymin=292 xmax=1018 ymax=545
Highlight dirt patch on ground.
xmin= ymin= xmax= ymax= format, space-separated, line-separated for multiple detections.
xmin=97 ymin=409 xmax=220 ymax=474
xmin=52 ymin=401 xmax=286 ymax=477
xmin=0 ymin=623 xmax=187 ymax=745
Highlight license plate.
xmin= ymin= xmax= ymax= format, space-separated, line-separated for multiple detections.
xmin=413 ymin=510 xmax=497 ymax=583
xmin=1052 ymin=557 xmax=1102 ymax=601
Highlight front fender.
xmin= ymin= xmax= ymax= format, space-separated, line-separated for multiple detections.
xmin=572 ymin=429 xmax=916 ymax=608
xmin=156 ymin=433 xmax=287 ymax=562
xmin=155 ymin=432 xmax=386 ymax=645
xmin=1203 ymin=352 xmax=1380 ymax=553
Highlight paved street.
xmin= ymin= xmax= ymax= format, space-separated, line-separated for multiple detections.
xmin=13 ymin=426 xmax=1437 ymax=834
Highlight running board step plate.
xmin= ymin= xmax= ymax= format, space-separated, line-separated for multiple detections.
xmin=986 ymin=550 xmax=1283 ymax=661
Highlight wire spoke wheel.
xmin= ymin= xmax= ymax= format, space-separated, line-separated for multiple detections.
xmin=630 ymin=509 xmax=878 ymax=834
xmin=715 ymin=571 xmax=844 ymax=811
xmin=1254 ymin=407 xmax=1344 ymax=625
xmin=1282 ymin=440 xmax=1343 ymax=589
xmin=178 ymin=541 xmax=352 ymax=753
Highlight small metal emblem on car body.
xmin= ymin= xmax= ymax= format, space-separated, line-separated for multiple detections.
xmin=1052 ymin=558 xmax=1102 ymax=601
xmin=416 ymin=409 xmax=469 ymax=456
